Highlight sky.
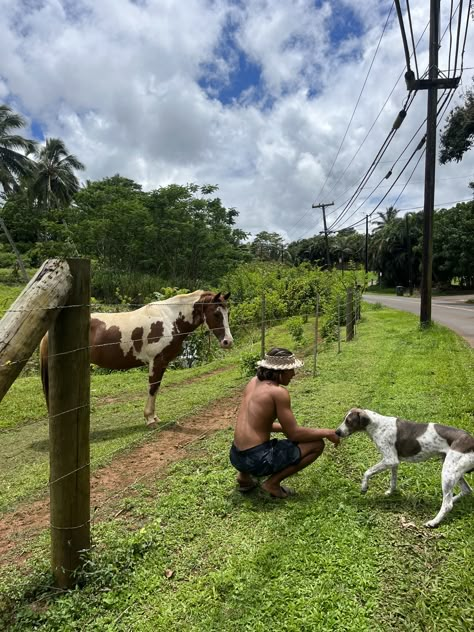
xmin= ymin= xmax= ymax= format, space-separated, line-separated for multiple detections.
xmin=1 ymin=0 xmax=473 ymax=242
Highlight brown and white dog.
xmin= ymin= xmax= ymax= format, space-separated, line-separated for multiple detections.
xmin=335 ymin=408 xmax=474 ymax=527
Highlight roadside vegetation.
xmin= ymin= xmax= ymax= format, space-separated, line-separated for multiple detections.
xmin=1 ymin=305 xmax=473 ymax=631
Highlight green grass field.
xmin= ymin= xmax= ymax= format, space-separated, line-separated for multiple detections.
xmin=1 ymin=305 xmax=474 ymax=631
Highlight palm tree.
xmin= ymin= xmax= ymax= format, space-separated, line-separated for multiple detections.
xmin=372 ymin=206 xmax=399 ymax=232
xmin=30 ymin=137 xmax=85 ymax=210
xmin=0 ymin=104 xmax=36 ymax=195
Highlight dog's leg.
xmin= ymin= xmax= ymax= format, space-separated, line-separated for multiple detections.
xmin=425 ymin=455 xmax=459 ymax=528
xmin=453 ymin=477 xmax=472 ymax=503
xmin=361 ymin=461 xmax=394 ymax=494
xmin=385 ymin=465 xmax=398 ymax=496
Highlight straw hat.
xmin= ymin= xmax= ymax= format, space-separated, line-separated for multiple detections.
xmin=256 ymin=352 xmax=304 ymax=371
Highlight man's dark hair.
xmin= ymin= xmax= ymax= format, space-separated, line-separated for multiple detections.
xmin=256 ymin=347 xmax=293 ymax=382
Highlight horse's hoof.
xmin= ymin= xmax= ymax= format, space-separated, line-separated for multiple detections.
xmin=145 ymin=418 xmax=159 ymax=428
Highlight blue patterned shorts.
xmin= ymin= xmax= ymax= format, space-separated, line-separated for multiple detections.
xmin=229 ymin=438 xmax=301 ymax=477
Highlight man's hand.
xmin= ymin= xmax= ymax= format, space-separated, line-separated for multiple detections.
xmin=325 ymin=430 xmax=340 ymax=447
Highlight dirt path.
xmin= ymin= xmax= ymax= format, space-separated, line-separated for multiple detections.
xmin=0 ymin=390 xmax=243 ymax=566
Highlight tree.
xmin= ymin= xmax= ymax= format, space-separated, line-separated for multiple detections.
xmin=439 ymin=86 xmax=474 ymax=164
xmin=0 ymin=104 xmax=36 ymax=195
xmin=29 ymin=137 xmax=85 ymax=210
xmin=249 ymin=231 xmax=285 ymax=261
xmin=372 ymin=206 xmax=399 ymax=232
xmin=432 ymin=198 xmax=474 ymax=288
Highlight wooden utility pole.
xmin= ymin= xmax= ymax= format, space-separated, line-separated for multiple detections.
xmin=419 ymin=0 xmax=440 ymax=325
xmin=312 ymin=202 xmax=334 ymax=268
xmin=365 ymin=215 xmax=369 ymax=274
xmin=406 ymin=213 xmax=413 ymax=295
xmin=49 ymin=258 xmax=90 ymax=588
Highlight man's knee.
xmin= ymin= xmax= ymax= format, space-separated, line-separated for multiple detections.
xmin=312 ymin=439 xmax=325 ymax=455
xmin=300 ymin=439 xmax=324 ymax=459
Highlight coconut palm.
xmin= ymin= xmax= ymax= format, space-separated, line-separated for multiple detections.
xmin=29 ymin=137 xmax=85 ymax=210
xmin=0 ymin=104 xmax=36 ymax=195
xmin=372 ymin=206 xmax=399 ymax=232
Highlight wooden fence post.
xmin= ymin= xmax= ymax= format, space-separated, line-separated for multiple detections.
xmin=312 ymin=294 xmax=319 ymax=377
xmin=0 ymin=259 xmax=72 ymax=403
xmin=260 ymin=292 xmax=266 ymax=358
xmin=49 ymin=259 xmax=90 ymax=588
xmin=346 ymin=288 xmax=354 ymax=342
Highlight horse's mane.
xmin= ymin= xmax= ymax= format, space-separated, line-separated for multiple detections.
xmin=152 ymin=290 xmax=206 ymax=306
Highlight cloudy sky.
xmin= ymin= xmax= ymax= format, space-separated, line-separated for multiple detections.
xmin=1 ymin=0 xmax=473 ymax=241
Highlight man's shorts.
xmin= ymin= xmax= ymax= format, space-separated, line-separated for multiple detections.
xmin=229 ymin=438 xmax=302 ymax=477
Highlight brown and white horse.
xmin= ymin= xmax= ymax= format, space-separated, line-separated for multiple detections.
xmin=40 ymin=290 xmax=233 ymax=426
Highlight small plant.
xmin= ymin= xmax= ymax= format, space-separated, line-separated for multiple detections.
xmin=239 ymin=350 xmax=260 ymax=377
xmin=287 ymin=316 xmax=306 ymax=347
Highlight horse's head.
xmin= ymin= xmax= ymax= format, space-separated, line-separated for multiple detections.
xmin=202 ymin=292 xmax=233 ymax=349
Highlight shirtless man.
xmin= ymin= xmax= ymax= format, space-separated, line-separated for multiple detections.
xmin=229 ymin=347 xmax=340 ymax=498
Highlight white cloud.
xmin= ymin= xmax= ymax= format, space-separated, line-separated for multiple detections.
xmin=0 ymin=0 xmax=473 ymax=242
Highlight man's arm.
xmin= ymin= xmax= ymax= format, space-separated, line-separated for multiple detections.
xmin=274 ymin=388 xmax=340 ymax=445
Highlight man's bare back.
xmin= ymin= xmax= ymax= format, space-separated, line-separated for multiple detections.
xmin=233 ymin=376 xmax=284 ymax=450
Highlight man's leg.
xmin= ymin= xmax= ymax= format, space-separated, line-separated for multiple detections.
xmin=262 ymin=440 xmax=325 ymax=498
xmin=236 ymin=471 xmax=258 ymax=491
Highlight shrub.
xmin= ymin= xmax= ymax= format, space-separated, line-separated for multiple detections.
xmin=287 ymin=316 xmax=306 ymax=347
xmin=239 ymin=350 xmax=260 ymax=377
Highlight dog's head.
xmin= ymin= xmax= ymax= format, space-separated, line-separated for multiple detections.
xmin=335 ymin=408 xmax=371 ymax=438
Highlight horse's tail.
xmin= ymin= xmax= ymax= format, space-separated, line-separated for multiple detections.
xmin=39 ymin=334 xmax=49 ymax=411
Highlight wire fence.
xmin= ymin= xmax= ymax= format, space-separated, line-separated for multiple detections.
xmin=0 ymin=280 xmax=365 ymax=587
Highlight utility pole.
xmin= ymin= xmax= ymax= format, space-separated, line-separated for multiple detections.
xmin=365 ymin=215 xmax=369 ymax=274
xmin=312 ymin=201 xmax=334 ymax=268
xmin=419 ymin=0 xmax=439 ymax=326
xmin=401 ymin=0 xmax=458 ymax=325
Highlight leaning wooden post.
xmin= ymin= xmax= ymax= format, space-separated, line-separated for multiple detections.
xmin=346 ymin=287 xmax=354 ymax=342
xmin=312 ymin=294 xmax=319 ymax=377
xmin=0 ymin=259 xmax=72 ymax=403
xmin=49 ymin=259 xmax=90 ymax=588
xmin=260 ymin=292 xmax=266 ymax=359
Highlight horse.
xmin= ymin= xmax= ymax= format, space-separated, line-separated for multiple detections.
xmin=40 ymin=290 xmax=233 ymax=426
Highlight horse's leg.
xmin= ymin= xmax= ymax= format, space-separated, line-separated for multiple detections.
xmin=144 ymin=358 xmax=166 ymax=427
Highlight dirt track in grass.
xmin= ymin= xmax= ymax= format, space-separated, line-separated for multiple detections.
xmin=0 ymin=388 xmax=243 ymax=566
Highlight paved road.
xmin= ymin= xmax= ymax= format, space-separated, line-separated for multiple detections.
xmin=362 ymin=293 xmax=474 ymax=348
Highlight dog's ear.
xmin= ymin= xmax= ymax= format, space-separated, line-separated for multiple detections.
xmin=347 ymin=408 xmax=370 ymax=431
xmin=357 ymin=409 xmax=370 ymax=429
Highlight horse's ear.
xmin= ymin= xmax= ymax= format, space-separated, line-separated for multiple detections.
xmin=223 ymin=292 xmax=231 ymax=300
xmin=212 ymin=292 xmax=222 ymax=303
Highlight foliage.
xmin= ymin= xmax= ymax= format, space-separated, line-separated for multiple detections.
xmin=433 ymin=199 xmax=474 ymax=288
xmin=369 ymin=207 xmax=423 ymax=288
xmin=29 ymin=137 xmax=85 ymax=210
xmin=286 ymin=315 xmax=306 ymax=347
xmin=248 ymin=231 xmax=285 ymax=261
xmin=288 ymin=228 xmax=366 ymax=270
xmin=439 ymin=85 xmax=474 ymax=164
xmin=238 ymin=350 xmax=261 ymax=377
xmin=1 ymin=310 xmax=473 ymax=630
xmin=0 ymin=104 xmax=36 ymax=195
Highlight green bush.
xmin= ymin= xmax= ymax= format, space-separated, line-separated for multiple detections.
xmin=287 ymin=316 xmax=306 ymax=347
xmin=239 ymin=350 xmax=260 ymax=377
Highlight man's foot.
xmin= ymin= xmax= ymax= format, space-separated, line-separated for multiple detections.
xmin=261 ymin=483 xmax=296 ymax=499
xmin=236 ymin=474 xmax=258 ymax=493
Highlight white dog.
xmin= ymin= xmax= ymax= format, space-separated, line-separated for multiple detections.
xmin=336 ymin=408 xmax=474 ymax=527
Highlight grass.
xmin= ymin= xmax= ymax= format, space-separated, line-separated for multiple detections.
xmin=1 ymin=306 xmax=474 ymax=630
